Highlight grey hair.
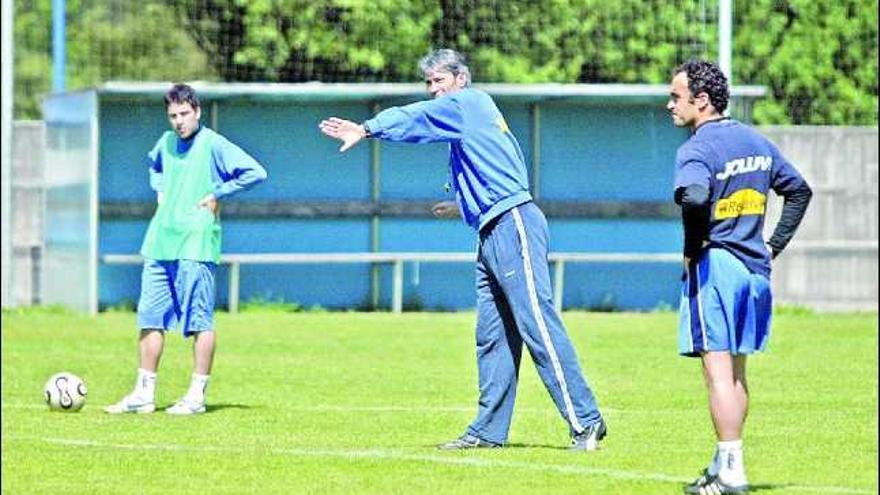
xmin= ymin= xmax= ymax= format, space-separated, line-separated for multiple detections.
xmin=418 ymin=49 xmax=471 ymax=85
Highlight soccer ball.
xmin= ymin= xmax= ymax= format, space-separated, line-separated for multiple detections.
xmin=44 ymin=372 xmax=88 ymax=412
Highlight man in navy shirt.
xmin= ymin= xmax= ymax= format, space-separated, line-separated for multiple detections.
xmin=668 ymin=60 xmax=812 ymax=493
xmin=320 ymin=49 xmax=606 ymax=451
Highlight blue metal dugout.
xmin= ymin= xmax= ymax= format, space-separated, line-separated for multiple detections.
xmin=41 ymin=82 xmax=765 ymax=313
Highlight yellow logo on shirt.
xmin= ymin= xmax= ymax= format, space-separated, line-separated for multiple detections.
xmin=714 ymin=189 xmax=766 ymax=219
xmin=495 ymin=116 xmax=510 ymax=134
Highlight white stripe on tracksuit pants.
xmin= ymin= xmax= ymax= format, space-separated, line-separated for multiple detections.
xmin=465 ymin=202 xmax=602 ymax=444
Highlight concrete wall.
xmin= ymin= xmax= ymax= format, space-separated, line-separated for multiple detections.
xmin=761 ymin=126 xmax=878 ymax=311
xmin=94 ymin=93 xmax=688 ymax=311
xmin=9 ymin=121 xmax=44 ymax=306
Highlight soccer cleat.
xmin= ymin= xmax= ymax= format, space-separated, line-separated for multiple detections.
xmin=104 ymin=394 xmax=156 ymax=414
xmin=684 ymin=468 xmax=714 ymax=493
xmin=683 ymin=471 xmax=749 ymax=494
xmin=165 ymin=398 xmax=206 ymax=415
xmin=570 ymin=418 xmax=607 ymax=451
xmin=437 ymin=434 xmax=502 ymax=450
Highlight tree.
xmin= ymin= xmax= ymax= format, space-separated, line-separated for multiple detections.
xmin=735 ymin=0 xmax=878 ymax=124
xmin=13 ymin=0 xmax=215 ymax=119
xmin=13 ymin=0 xmax=877 ymax=124
xmin=166 ymin=0 xmax=720 ymax=85
xmin=167 ymin=0 xmax=439 ymax=82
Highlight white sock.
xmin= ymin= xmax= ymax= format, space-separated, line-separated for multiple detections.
xmin=184 ymin=373 xmax=210 ymax=403
xmin=707 ymin=446 xmax=721 ymax=476
xmin=134 ymin=368 xmax=157 ymax=401
xmin=717 ymin=439 xmax=748 ymax=485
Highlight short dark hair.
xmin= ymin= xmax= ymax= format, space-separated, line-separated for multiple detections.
xmin=164 ymin=83 xmax=200 ymax=109
xmin=675 ymin=60 xmax=729 ymax=114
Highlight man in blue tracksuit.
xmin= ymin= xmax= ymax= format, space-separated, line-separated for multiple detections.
xmin=320 ymin=49 xmax=605 ymax=451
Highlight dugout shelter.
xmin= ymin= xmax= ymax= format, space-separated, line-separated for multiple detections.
xmin=41 ymin=82 xmax=765 ymax=314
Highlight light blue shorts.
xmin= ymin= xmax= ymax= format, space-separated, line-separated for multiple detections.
xmin=678 ymin=248 xmax=772 ymax=357
xmin=137 ymin=259 xmax=216 ymax=337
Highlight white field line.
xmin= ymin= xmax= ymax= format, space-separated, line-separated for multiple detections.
xmin=283 ymin=405 xmax=625 ymax=414
xmin=3 ymin=435 xmax=875 ymax=495
xmin=1 ymin=403 xmax=624 ymax=414
xmin=1 ymin=403 xmax=480 ymax=412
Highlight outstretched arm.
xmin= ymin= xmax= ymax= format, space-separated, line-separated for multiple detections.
xmin=322 ymin=95 xmax=465 ymax=151
xmin=319 ymin=118 xmax=367 ymax=152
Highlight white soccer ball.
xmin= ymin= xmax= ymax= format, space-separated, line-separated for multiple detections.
xmin=43 ymin=372 xmax=88 ymax=412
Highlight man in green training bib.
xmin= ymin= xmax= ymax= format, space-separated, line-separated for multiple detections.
xmin=105 ymin=84 xmax=267 ymax=415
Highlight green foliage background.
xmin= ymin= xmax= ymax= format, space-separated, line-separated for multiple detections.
xmin=13 ymin=0 xmax=878 ymax=124
xmin=14 ymin=0 xmax=214 ymax=119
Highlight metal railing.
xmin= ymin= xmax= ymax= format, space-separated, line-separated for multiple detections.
xmin=102 ymin=252 xmax=681 ymax=313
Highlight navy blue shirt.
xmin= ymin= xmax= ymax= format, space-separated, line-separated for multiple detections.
xmin=674 ymin=119 xmax=807 ymax=277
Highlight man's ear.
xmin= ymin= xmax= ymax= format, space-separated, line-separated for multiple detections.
xmin=695 ymin=92 xmax=711 ymax=112
xmin=455 ymin=72 xmax=468 ymax=89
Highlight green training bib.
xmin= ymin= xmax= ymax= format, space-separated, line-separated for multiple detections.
xmin=140 ymin=129 xmax=221 ymax=263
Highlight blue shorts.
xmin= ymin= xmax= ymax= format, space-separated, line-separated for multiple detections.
xmin=137 ymin=259 xmax=216 ymax=337
xmin=678 ymin=248 xmax=772 ymax=357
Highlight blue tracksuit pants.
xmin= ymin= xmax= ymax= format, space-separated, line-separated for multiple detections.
xmin=466 ymin=202 xmax=602 ymax=444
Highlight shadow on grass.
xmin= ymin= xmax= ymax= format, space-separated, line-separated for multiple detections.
xmin=424 ymin=441 xmax=570 ymax=451
xmin=674 ymin=482 xmax=787 ymax=493
xmin=205 ymin=403 xmax=253 ymax=413
xmin=156 ymin=403 xmax=254 ymax=414
xmin=501 ymin=442 xmax=571 ymax=451
xmin=743 ymin=483 xmax=790 ymax=492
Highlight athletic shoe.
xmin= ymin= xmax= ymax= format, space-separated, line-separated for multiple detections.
xmin=165 ymin=398 xmax=206 ymax=415
xmin=104 ymin=394 xmax=156 ymax=414
xmin=686 ymin=469 xmax=712 ymax=489
xmin=683 ymin=471 xmax=749 ymax=494
xmin=437 ymin=434 xmax=502 ymax=450
xmin=570 ymin=418 xmax=607 ymax=451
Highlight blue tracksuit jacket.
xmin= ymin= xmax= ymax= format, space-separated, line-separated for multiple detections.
xmin=364 ymin=88 xmax=532 ymax=231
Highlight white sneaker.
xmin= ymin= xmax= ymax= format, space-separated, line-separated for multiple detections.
xmin=104 ymin=394 xmax=155 ymax=414
xmin=165 ymin=398 xmax=206 ymax=415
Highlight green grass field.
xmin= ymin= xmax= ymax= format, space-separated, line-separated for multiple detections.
xmin=2 ymin=308 xmax=877 ymax=494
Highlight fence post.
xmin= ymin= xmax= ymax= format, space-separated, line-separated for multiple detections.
xmin=392 ymin=260 xmax=403 ymax=314
xmin=31 ymin=246 xmax=41 ymax=305
xmin=228 ymin=261 xmax=240 ymax=314
xmin=553 ymin=259 xmax=565 ymax=314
